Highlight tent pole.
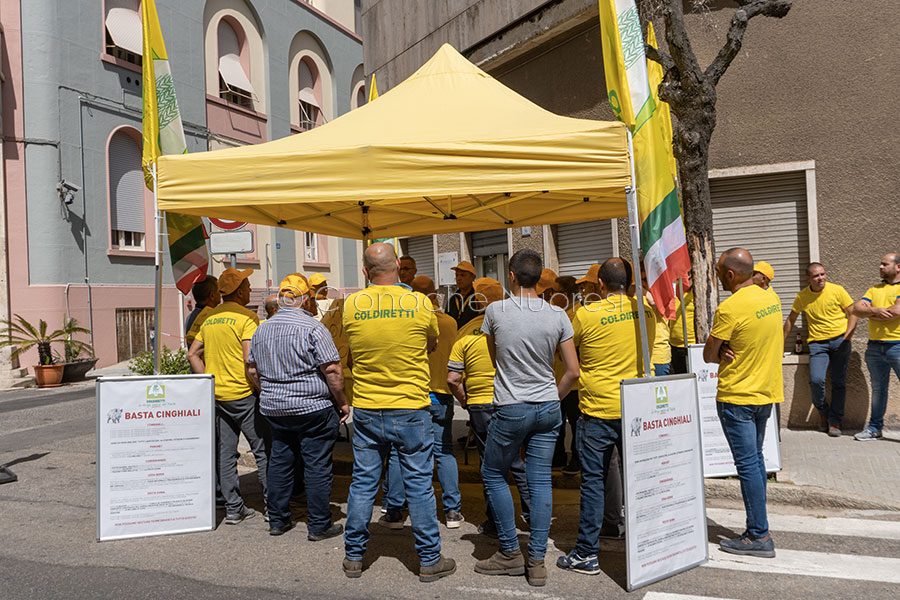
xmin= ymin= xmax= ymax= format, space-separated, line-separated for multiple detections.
xmin=678 ymin=277 xmax=689 ymax=371
xmin=625 ymin=129 xmax=651 ymax=377
xmin=152 ymin=162 xmax=163 ymax=375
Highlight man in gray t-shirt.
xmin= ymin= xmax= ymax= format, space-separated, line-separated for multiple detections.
xmin=475 ymin=250 xmax=579 ymax=587
xmin=483 ymin=296 xmax=573 ymax=405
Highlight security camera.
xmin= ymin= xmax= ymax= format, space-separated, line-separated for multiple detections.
xmin=57 ymin=180 xmax=80 ymax=205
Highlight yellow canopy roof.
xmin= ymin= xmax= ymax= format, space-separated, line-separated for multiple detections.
xmin=157 ymin=44 xmax=632 ymax=240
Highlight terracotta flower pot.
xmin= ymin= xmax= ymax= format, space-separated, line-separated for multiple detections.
xmin=33 ymin=364 xmax=65 ymax=388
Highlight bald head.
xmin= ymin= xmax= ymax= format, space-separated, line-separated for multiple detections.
xmin=599 ymin=258 xmax=629 ymax=293
xmin=264 ymin=293 xmax=279 ymax=319
xmin=363 ymin=242 xmax=400 ymax=283
xmin=717 ymin=248 xmax=754 ymax=292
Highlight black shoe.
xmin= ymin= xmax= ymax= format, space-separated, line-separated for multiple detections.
xmin=308 ymin=522 xmax=343 ymax=542
xmin=477 ymin=520 xmax=498 ymax=538
xmin=597 ymin=523 xmax=624 ymax=540
xmin=378 ymin=510 xmax=406 ymax=529
xmin=268 ymin=522 xmax=295 ymax=536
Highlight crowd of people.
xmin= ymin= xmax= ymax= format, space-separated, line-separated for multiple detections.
xmin=183 ymin=244 xmax=900 ymax=585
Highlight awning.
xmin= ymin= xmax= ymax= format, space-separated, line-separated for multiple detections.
xmin=298 ymin=88 xmax=320 ymax=108
xmin=158 ymin=44 xmax=633 ymax=240
xmin=105 ymin=7 xmax=143 ymax=55
xmin=218 ymin=54 xmax=255 ymax=96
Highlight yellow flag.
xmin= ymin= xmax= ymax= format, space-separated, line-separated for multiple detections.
xmin=368 ymin=74 xmax=379 ymax=102
xmin=646 ymin=23 xmax=677 ymax=180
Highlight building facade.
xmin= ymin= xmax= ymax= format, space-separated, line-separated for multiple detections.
xmin=361 ymin=0 xmax=900 ymax=429
xmin=0 ymin=0 xmax=366 ymax=373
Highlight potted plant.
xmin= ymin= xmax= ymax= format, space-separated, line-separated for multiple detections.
xmin=0 ymin=315 xmax=92 ymax=388
xmin=59 ymin=319 xmax=98 ymax=382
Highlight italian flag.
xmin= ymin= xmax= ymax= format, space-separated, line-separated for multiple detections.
xmin=141 ymin=0 xmax=208 ymax=294
xmin=599 ymin=2 xmax=690 ymax=319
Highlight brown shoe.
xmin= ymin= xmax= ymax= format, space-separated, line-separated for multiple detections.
xmin=342 ymin=558 xmax=362 ymax=578
xmin=525 ymin=557 xmax=546 ymax=587
xmin=419 ymin=555 xmax=456 ymax=582
xmin=474 ymin=549 xmax=525 ymax=576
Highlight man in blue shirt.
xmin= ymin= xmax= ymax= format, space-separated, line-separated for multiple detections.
xmin=247 ymin=273 xmax=350 ymax=539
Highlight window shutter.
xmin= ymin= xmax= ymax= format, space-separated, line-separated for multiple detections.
xmin=471 ymin=229 xmax=508 ymax=257
xmin=406 ymin=236 xmax=434 ymax=281
xmin=556 ymin=220 xmax=615 ymax=277
xmin=108 ymin=133 xmax=145 ymax=233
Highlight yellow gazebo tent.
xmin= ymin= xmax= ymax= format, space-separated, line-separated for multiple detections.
xmin=156 ymin=44 xmax=632 ymax=239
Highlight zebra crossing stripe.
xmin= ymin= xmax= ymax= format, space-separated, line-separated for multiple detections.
xmin=706 ymin=508 xmax=900 ymax=540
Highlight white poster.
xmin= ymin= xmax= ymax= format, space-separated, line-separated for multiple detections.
xmin=97 ymin=375 xmax=215 ymax=542
xmin=437 ymin=251 xmax=459 ymax=286
xmin=621 ymin=374 xmax=708 ymax=592
xmin=687 ymin=344 xmax=782 ymax=477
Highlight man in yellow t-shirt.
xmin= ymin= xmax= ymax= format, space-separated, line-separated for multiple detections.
xmin=184 ymin=275 xmax=220 ymax=347
xmin=640 ymin=267 xmax=672 ymax=377
xmin=341 ymin=243 xmax=455 ymax=582
xmin=669 ymin=272 xmax=695 ymax=374
xmin=381 ymin=275 xmax=462 ymax=530
xmin=446 ymin=277 xmax=529 ymax=539
xmin=703 ymin=248 xmax=783 ymax=559
xmin=783 ymin=262 xmax=857 ymax=436
xmin=558 ymin=258 xmax=655 ymax=575
xmin=187 ymin=267 xmax=267 ymax=525
xmin=850 ymin=253 xmax=900 ymax=441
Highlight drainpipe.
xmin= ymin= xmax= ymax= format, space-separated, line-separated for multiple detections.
xmin=77 ymin=97 xmax=95 ymax=356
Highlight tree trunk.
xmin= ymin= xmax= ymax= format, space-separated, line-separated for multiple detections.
xmin=673 ymin=106 xmax=718 ymax=342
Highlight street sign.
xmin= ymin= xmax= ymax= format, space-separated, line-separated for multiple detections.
xmin=208 ymin=217 xmax=246 ymax=230
xmin=209 ymin=230 xmax=254 ymax=255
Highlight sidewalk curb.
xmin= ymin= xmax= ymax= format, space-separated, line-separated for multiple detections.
xmin=238 ymin=449 xmax=900 ymax=513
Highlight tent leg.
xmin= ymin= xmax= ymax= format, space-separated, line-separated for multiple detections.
xmin=678 ymin=278 xmax=690 ymax=371
xmin=626 ymin=130 xmax=651 ymax=377
xmin=152 ymin=163 xmax=163 ymax=375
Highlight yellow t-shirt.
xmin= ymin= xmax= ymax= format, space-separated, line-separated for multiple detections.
xmin=343 ymin=285 xmax=439 ymax=409
xmin=448 ymin=315 xmax=495 ymax=405
xmin=573 ymin=294 xmax=656 ymax=419
xmin=186 ymin=305 xmax=212 ymax=347
xmin=196 ymin=302 xmax=259 ymax=402
xmin=711 ymin=285 xmax=784 ymax=406
xmin=553 ymin=306 xmax=581 ymax=390
xmin=429 ymin=311 xmax=457 ymax=395
xmin=862 ymin=282 xmax=900 ymax=342
xmin=791 ymin=282 xmax=853 ymax=342
xmin=650 ymin=304 xmax=672 ymax=367
xmin=670 ymin=289 xmax=696 ymax=347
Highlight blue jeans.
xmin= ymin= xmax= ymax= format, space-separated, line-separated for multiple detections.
xmin=717 ymin=402 xmax=772 ymax=540
xmin=345 ymin=408 xmax=441 ymax=566
xmin=574 ymin=416 xmax=622 ymax=556
xmin=864 ymin=341 xmax=900 ymax=431
xmin=808 ymin=335 xmax=851 ymax=425
xmin=654 ymin=363 xmax=671 ymax=376
xmin=264 ymin=407 xmax=338 ymax=532
xmin=384 ymin=395 xmax=461 ymax=515
xmin=481 ymin=402 xmax=561 ymax=560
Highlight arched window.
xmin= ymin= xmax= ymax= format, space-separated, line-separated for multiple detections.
xmin=350 ymin=64 xmax=366 ymax=110
xmin=104 ymin=0 xmax=142 ymax=66
xmin=217 ymin=18 xmax=255 ymax=108
xmin=108 ymin=130 xmax=145 ymax=251
xmin=298 ymin=57 xmax=322 ymax=130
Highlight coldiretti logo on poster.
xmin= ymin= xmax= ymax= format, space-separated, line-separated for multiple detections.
xmin=654 ymin=385 xmax=669 ymax=409
xmin=146 ymin=384 xmax=166 ymax=403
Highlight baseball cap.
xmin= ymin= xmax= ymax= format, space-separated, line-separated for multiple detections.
xmin=473 ymin=277 xmax=504 ymax=304
xmin=535 ymin=268 xmax=559 ymax=295
xmin=451 ymin=260 xmax=476 ymax=275
xmin=576 ymin=264 xmax=601 ymax=285
xmin=279 ymin=273 xmax=310 ymax=298
xmin=411 ymin=275 xmax=436 ymax=296
xmin=218 ymin=267 xmax=253 ymax=295
xmin=754 ymin=261 xmax=775 ymax=282
xmin=308 ymin=273 xmax=327 ymax=287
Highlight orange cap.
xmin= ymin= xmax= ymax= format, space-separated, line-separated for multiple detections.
xmin=451 ymin=260 xmax=476 ymax=275
xmin=307 ymin=273 xmax=327 ymax=287
xmin=279 ymin=273 xmax=310 ymax=298
xmin=411 ymin=275 xmax=436 ymax=296
xmin=576 ymin=264 xmax=601 ymax=285
xmin=535 ymin=268 xmax=559 ymax=295
xmin=473 ymin=277 xmax=504 ymax=304
xmin=218 ymin=268 xmax=254 ymax=295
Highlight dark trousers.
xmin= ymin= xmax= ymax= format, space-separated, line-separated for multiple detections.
xmin=264 ymin=407 xmax=339 ymax=533
xmin=553 ymin=390 xmax=581 ymax=465
xmin=670 ymin=345 xmax=689 ymax=374
xmin=468 ymin=404 xmax=531 ymax=525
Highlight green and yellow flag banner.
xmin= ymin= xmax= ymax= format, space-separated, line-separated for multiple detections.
xmin=368 ymin=74 xmax=379 ymax=102
xmin=599 ymin=2 xmax=690 ymax=320
xmin=142 ymin=0 xmax=208 ymax=295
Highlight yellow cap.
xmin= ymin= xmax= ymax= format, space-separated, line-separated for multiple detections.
xmin=535 ymin=268 xmax=559 ymax=294
xmin=279 ymin=273 xmax=310 ymax=298
xmin=451 ymin=260 xmax=476 ymax=275
xmin=473 ymin=277 xmax=504 ymax=304
xmin=308 ymin=273 xmax=327 ymax=287
xmin=754 ymin=261 xmax=775 ymax=282
xmin=411 ymin=275 xmax=436 ymax=296
xmin=218 ymin=268 xmax=254 ymax=295
xmin=576 ymin=264 xmax=601 ymax=285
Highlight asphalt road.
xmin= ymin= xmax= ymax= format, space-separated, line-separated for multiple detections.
xmin=1 ymin=383 xmax=899 ymax=599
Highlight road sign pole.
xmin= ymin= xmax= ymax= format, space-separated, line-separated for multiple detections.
xmin=230 ymin=253 xmax=237 ymax=269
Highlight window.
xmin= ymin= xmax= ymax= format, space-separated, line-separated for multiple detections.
xmin=304 ymin=232 xmax=318 ymax=263
xmin=298 ymin=58 xmax=321 ymax=130
xmin=217 ymin=18 xmax=255 ymax=108
xmin=108 ymin=130 xmax=146 ymax=251
xmin=105 ymin=0 xmax=143 ymax=66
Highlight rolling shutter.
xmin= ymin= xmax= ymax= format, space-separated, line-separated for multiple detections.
xmin=108 ymin=132 xmax=145 ymax=233
xmin=710 ymin=170 xmax=810 ymax=350
xmin=471 ymin=229 xmax=508 ymax=257
xmin=406 ymin=236 xmax=435 ymax=281
xmin=557 ymin=220 xmax=615 ymax=277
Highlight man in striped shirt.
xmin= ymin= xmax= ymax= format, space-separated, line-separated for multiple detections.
xmin=247 ymin=273 xmax=350 ymax=539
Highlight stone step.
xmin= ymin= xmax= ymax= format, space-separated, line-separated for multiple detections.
xmin=8 ymin=375 xmax=35 ymax=389
xmin=10 ymin=367 xmax=27 ymax=378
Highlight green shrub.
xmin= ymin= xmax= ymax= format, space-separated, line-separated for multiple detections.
xmin=128 ymin=346 xmax=192 ymax=375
